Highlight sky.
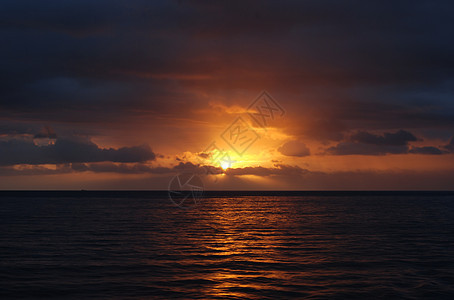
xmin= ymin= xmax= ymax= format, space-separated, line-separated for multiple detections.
xmin=1 ymin=0 xmax=454 ymax=190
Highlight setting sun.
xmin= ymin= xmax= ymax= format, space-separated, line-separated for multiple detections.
xmin=220 ymin=161 xmax=230 ymax=170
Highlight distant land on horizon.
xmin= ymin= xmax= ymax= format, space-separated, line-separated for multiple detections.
xmin=1 ymin=190 xmax=453 ymax=198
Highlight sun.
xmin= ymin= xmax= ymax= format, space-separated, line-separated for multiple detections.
xmin=220 ymin=161 xmax=230 ymax=170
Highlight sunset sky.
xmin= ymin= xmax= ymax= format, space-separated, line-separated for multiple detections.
xmin=1 ymin=0 xmax=454 ymax=190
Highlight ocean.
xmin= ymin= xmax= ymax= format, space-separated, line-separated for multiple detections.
xmin=0 ymin=191 xmax=453 ymax=299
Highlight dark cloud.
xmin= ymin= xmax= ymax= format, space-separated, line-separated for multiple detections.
xmin=278 ymin=140 xmax=310 ymax=157
xmin=327 ymin=130 xmax=416 ymax=155
xmin=409 ymin=146 xmax=444 ymax=155
xmin=0 ymin=161 xmax=308 ymax=178
xmin=351 ymin=130 xmax=418 ymax=146
xmin=1 ymin=0 xmax=454 ymax=131
xmin=327 ymin=129 xmax=452 ymax=156
xmin=0 ymin=137 xmax=155 ymax=166
xmin=71 ymin=162 xmax=156 ymax=174
xmin=71 ymin=162 xmax=306 ymax=178
xmin=70 ymin=161 xmax=223 ymax=176
xmin=225 ymin=164 xmax=307 ymax=177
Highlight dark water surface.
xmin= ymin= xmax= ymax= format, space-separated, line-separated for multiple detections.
xmin=0 ymin=192 xmax=453 ymax=299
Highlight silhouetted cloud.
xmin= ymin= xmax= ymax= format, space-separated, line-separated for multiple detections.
xmin=1 ymin=161 xmax=306 ymax=178
xmin=409 ymin=146 xmax=444 ymax=155
xmin=327 ymin=130 xmax=452 ymax=155
xmin=70 ymin=161 xmax=223 ymax=175
xmin=351 ymin=130 xmax=418 ymax=146
xmin=69 ymin=162 xmax=308 ymax=178
xmin=225 ymin=164 xmax=307 ymax=177
xmin=327 ymin=130 xmax=417 ymax=155
xmin=0 ymin=137 xmax=155 ymax=166
xmin=278 ymin=140 xmax=310 ymax=157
